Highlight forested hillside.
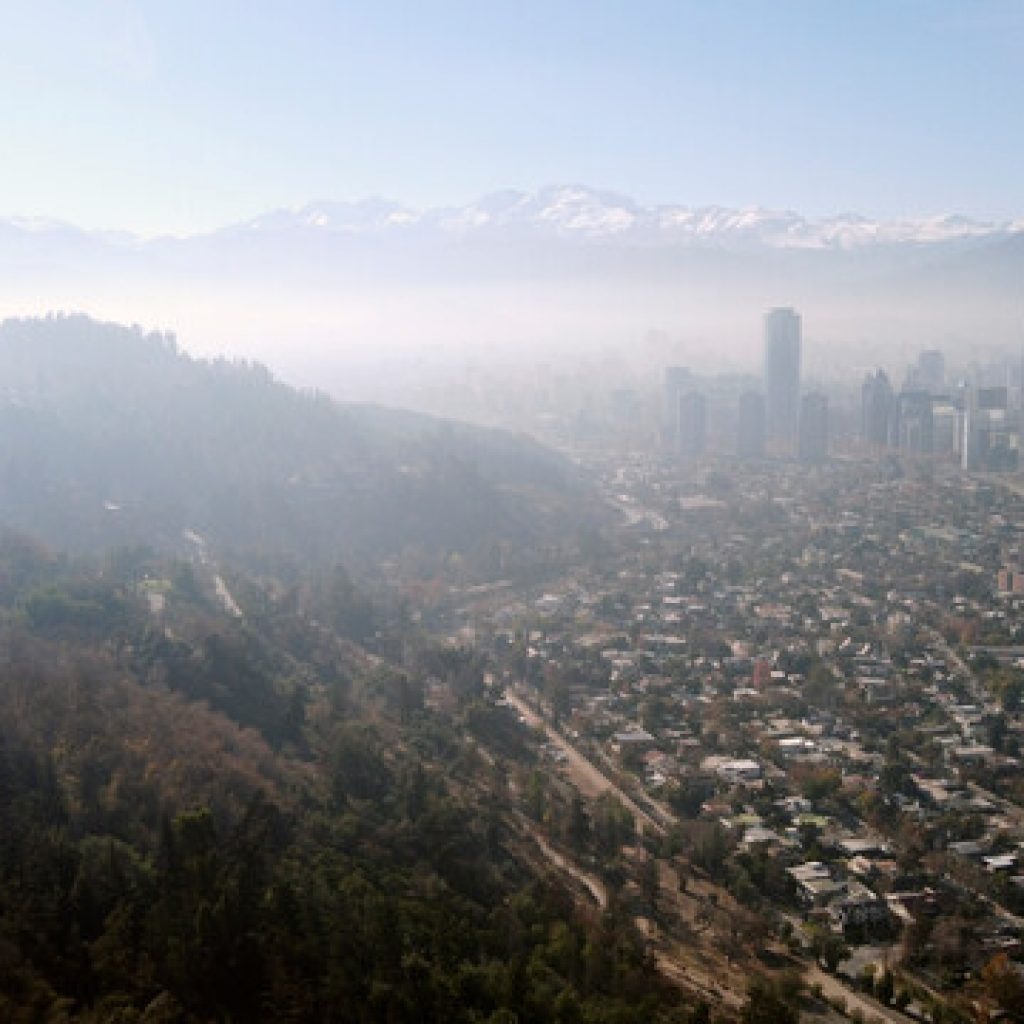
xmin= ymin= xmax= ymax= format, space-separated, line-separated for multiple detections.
xmin=0 ymin=316 xmax=706 ymax=1022
xmin=0 ymin=316 xmax=596 ymax=575
xmin=0 ymin=536 xmax=694 ymax=1022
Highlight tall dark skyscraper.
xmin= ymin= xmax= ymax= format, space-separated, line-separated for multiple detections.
xmin=737 ymin=391 xmax=766 ymax=459
xmin=798 ymin=392 xmax=829 ymax=464
xmin=861 ymin=369 xmax=894 ymax=449
xmin=763 ymin=307 xmax=801 ymax=453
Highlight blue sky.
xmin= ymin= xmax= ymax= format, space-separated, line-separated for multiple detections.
xmin=1 ymin=0 xmax=1021 ymax=234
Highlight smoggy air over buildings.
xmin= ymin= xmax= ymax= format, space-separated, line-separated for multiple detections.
xmin=2 ymin=6 xmax=1024 ymax=1022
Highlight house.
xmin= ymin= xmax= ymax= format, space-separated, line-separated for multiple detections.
xmin=838 ymin=837 xmax=889 ymax=859
xmin=716 ymin=758 xmax=763 ymax=785
xmin=789 ymin=862 xmax=836 ymax=905
xmin=984 ymin=853 xmax=1018 ymax=873
xmin=741 ymin=825 xmax=794 ymax=852
xmin=947 ymin=744 xmax=995 ymax=766
xmin=948 ymin=840 xmax=985 ymax=859
xmin=778 ymin=736 xmax=819 ymax=758
xmin=611 ymin=728 xmax=657 ymax=756
xmin=790 ymin=865 xmax=844 ymax=909
xmin=830 ymin=880 xmax=890 ymax=930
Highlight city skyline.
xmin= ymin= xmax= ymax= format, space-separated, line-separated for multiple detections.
xmin=657 ymin=316 xmax=1022 ymax=475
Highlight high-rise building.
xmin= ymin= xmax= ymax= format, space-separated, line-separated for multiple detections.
xmin=737 ymin=391 xmax=766 ymax=459
xmin=932 ymin=403 xmax=960 ymax=457
xmin=903 ymin=350 xmax=946 ymax=393
xmin=677 ymin=391 xmax=707 ymax=458
xmin=763 ymin=308 xmax=801 ymax=453
xmin=861 ymin=369 xmax=893 ymax=449
xmin=663 ymin=366 xmax=692 ymax=444
xmin=917 ymin=350 xmax=945 ymax=393
xmin=963 ymin=386 xmax=1017 ymax=471
xmin=798 ymin=392 xmax=828 ymax=464
xmin=895 ymin=391 xmax=934 ymax=455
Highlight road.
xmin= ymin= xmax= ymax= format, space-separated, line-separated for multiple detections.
xmin=654 ymin=950 xmax=744 ymax=1010
xmin=506 ymin=688 xmax=665 ymax=836
xmin=806 ymin=965 xmax=913 ymax=1024
xmin=507 ymin=688 xmax=769 ymax=1006
xmin=532 ymin=831 xmax=607 ymax=908
xmin=508 ymin=684 xmax=927 ymax=1020
xmin=184 ymin=529 xmax=243 ymax=618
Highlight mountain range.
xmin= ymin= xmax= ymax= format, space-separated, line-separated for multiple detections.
xmin=235 ymin=187 xmax=1024 ymax=250
xmin=3 ymin=185 xmax=1022 ymax=250
xmin=0 ymin=186 xmax=1020 ymax=407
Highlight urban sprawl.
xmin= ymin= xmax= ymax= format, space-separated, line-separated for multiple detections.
xmin=434 ymin=309 xmax=1024 ymax=1019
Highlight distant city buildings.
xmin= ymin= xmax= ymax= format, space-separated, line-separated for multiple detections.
xmin=963 ymin=385 xmax=1017 ymax=471
xmin=737 ymin=391 xmax=766 ymax=459
xmin=861 ymin=370 xmax=893 ymax=450
xmin=855 ymin=351 xmax=1021 ymax=472
xmin=763 ymin=308 xmax=802 ymax=453
xmin=932 ymin=401 xmax=960 ymax=457
xmin=677 ymin=390 xmax=707 ymax=458
xmin=657 ymin=334 xmax=1020 ymax=475
xmin=895 ymin=390 xmax=935 ymax=455
xmin=798 ymin=393 xmax=829 ymax=464
xmin=905 ymin=349 xmax=946 ymax=393
xmin=663 ymin=366 xmax=692 ymax=444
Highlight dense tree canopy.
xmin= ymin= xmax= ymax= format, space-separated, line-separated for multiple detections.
xmin=0 ymin=542 xmax=690 ymax=1022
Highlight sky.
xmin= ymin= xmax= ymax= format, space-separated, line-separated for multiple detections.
xmin=0 ymin=0 xmax=1021 ymax=235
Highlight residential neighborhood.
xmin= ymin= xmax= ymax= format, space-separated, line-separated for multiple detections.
xmin=439 ymin=452 xmax=1024 ymax=1019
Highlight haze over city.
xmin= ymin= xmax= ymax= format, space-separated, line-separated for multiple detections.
xmin=0 ymin=0 xmax=1022 ymax=411
xmin=4 ymin=4 xmax=1024 ymax=1023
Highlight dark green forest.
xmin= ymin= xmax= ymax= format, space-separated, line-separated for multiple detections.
xmin=0 ymin=534 xmax=696 ymax=1022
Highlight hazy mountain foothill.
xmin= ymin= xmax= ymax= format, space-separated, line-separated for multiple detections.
xmin=0 ymin=315 xmax=596 ymax=576
xmin=0 ymin=315 xmax=691 ymax=1022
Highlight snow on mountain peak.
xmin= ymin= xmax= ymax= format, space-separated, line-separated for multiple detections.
xmin=26 ymin=185 xmax=1006 ymax=250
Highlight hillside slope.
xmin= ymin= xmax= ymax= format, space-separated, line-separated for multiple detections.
xmin=0 ymin=316 xmax=595 ymax=573
xmin=0 ymin=539 xmax=691 ymax=1023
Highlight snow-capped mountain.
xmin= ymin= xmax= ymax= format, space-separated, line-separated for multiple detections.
xmin=0 ymin=185 xmax=1016 ymax=253
xmin=0 ymin=184 xmax=1019 ymax=398
xmin=219 ymin=185 xmax=1017 ymax=250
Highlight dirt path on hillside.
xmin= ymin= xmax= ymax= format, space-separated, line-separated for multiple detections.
xmin=806 ymin=965 xmax=914 ymax=1024
xmin=506 ymin=689 xmax=664 ymax=835
xmin=654 ymin=949 xmax=746 ymax=1010
xmin=532 ymin=831 xmax=608 ymax=908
